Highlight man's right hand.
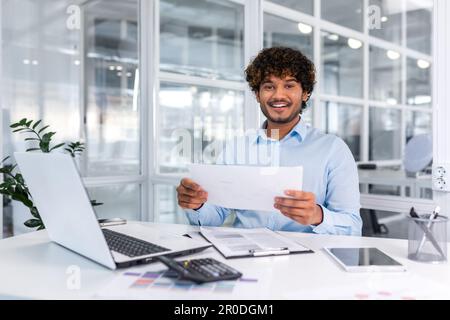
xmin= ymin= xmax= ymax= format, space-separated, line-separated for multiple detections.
xmin=176 ymin=178 xmax=208 ymax=210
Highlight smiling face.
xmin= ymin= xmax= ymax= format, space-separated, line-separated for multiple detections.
xmin=256 ymin=75 xmax=309 ymax=125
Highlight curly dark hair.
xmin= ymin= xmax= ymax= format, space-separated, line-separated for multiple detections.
xmin=245 ymin=47 xmax=316 ymax=111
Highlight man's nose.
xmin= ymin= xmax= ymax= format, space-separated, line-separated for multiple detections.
xmin=272 ymin=86 xmax=287 ymax=100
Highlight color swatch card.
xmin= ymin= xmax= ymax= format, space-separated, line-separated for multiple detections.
xmin=95 ymin=268 xmax=268 ymax=300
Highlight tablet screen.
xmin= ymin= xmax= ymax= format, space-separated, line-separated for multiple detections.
xmin=327 ymin=248 xmax=402 ymax=267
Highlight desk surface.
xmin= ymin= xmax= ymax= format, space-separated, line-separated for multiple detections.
xmin=1 ymin=222 xmax=450 ymax=300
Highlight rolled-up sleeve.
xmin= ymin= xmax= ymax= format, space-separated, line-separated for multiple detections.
xmin=312 ymin=138 xmax=362 ymax=236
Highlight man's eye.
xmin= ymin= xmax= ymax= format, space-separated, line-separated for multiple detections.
xmin=263 ymin=85 xmax=274 ymax=90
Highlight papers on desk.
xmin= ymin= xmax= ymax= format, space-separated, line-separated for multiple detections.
xmin=200 ymin=226 xmax=313 ymax=258
xmin=188 ymin=164 xmax=303 ymax=212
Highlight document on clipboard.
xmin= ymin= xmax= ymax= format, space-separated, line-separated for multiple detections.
xmin=200 ymin=226 xmax=313 ymax=259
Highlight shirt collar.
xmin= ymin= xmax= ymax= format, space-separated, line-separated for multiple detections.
xmin=253 ymin=117 xmax=308 ymax=144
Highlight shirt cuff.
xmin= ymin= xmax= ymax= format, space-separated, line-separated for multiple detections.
xmin=185 ymin=208 xmax=201 ymax=226
xmin=311 ymin=205 xmax=335 ymax=234
xmin=184 ymin=203 xmax=209 ymax=226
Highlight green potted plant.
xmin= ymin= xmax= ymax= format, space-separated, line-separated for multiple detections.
xmin=0 ymin=118 xmax=102 ymax=231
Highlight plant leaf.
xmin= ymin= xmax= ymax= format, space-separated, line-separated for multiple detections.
xmin=41 ymin=132 xmax=56 ymax=143
xmin=24 ymin=219 xmax=42 ymax=228
xmin=50 ymin=143 xmax=65 ymax=152
xmin=10 ymin=123 xmax=21 ymax=128
xmin=30 ymin=207 xmax=40 ymax=219
xmin=1 ymin=156 xmax=10 ymax=163
xmin=25 ymin=138 xmax=40 ymax=141
xmin=38 ymin=125 xmax=50 ymax=134
xmin=26 ymin=148 xmax=42 ymax=152
xmin=15 ymin=173 xmax=24 ymax=184
xmin=11 ymin=193 xmax=33 ymax=208
xmin=32 ymin=120 xmax=42 ymax=130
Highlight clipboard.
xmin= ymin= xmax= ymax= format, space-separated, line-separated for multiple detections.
xmin=199 ymin=226 xmax=314 ymax=259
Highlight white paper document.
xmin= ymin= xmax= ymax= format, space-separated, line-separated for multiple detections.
xmin=188 ymin=164 xmax=303 ymax=212
xmin=200 ymin=226 xmax=312 ymax=258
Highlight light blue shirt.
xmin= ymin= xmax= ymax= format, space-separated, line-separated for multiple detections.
xmin=185 ymin=119 xmax=362 ymax=236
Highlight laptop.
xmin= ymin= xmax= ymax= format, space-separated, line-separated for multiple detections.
xmin=14 ymin=152 xmax=212 ymax=270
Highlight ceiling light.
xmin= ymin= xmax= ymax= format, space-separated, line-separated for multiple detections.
xmin=117 ymin=72 xmax=122 ymax=76
xmin=387 ymin=98 xmax=398 ymax=105
xmin=74 ymin=60 xmax=80 ymax=66
xmin=328 ymin=34 xmax=339 ymax=41
xmin=386 ymin=50 xmax=400 ymax=60
xmin=413 ymin=95 xmax=432 ymax=105
xmin=297 ymin=23 xmax=313 ymax=34
xmin=32 ymin=60 xmax=39 ymax=65
xmin=116 ymin=65 xmax=123 ymax=71
xmin=347 ymin=38 xmax=362 ymax=49
xmin=109 ymin=65 xmax=115 ymax=71
xmin=417 ymin=59 xmax=430 ymax=69
xmin=381 ymin=16 xmax=388 ymax=22
xmin=23 ymin=59 xmax=30 ymax=65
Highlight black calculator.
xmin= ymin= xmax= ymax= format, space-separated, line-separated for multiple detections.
xmin=156 ymin=256 xmax=242 ymax=284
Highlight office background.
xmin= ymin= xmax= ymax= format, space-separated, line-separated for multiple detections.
xmin=0 ymin=0 xmax=435 ymax=239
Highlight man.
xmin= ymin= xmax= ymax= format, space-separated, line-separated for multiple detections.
xmin=176 ymin=47 xmax=362 ymax=236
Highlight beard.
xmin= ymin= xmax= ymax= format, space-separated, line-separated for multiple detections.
xmin=260 ymin=100 xmax=302 ymax=124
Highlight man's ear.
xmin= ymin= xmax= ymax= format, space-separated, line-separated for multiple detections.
xmin=302 ymin=91 xmax=310 ymax=103
xmin=255 ymin=91 xmax=261 ymax=103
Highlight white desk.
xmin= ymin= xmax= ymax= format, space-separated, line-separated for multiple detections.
xmin=1 ymin=222 xmax=450 ymax=300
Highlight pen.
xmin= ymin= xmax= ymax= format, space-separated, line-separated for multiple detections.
xmin=249 ymin=247 xmax=290 ymax=257
xmin=415 ymin=206 xmax=440 ymax=256
xmin=409 ymin=207 xmax=446 ymax=260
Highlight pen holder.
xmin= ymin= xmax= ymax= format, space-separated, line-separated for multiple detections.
xmin=407 ymin=215 xmax=448 ymax=264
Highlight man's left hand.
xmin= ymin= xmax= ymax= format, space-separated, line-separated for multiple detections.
xmin=274 ymin=190 xmax=323 ymax=226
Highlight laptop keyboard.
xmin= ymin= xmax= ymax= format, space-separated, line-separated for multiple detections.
xmin=102 ymin=228 xmax=170 ymax=258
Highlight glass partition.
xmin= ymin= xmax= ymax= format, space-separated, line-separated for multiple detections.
xmin=267 ymin=0 xmax=314 ymax=15
xmin=263 ymin=14 xmax=314 ymax=60
xmin=321 ymin=0 xmax=363 ymax=31
xmin=1 ymin=0 xmax=142 ymax=237
xmin=160 ymin=0 xmax=244 ymax=81
xmin=322 ymin=102 xmax=362 ymax=161
xmin=321 ymin=31 xmax=363 ymax=98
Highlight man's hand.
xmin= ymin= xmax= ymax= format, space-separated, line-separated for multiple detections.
xmin=274 ymin=190 xmax=323 ymax=226
xmin=176 ymin=178 xmax=208 ymax=210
